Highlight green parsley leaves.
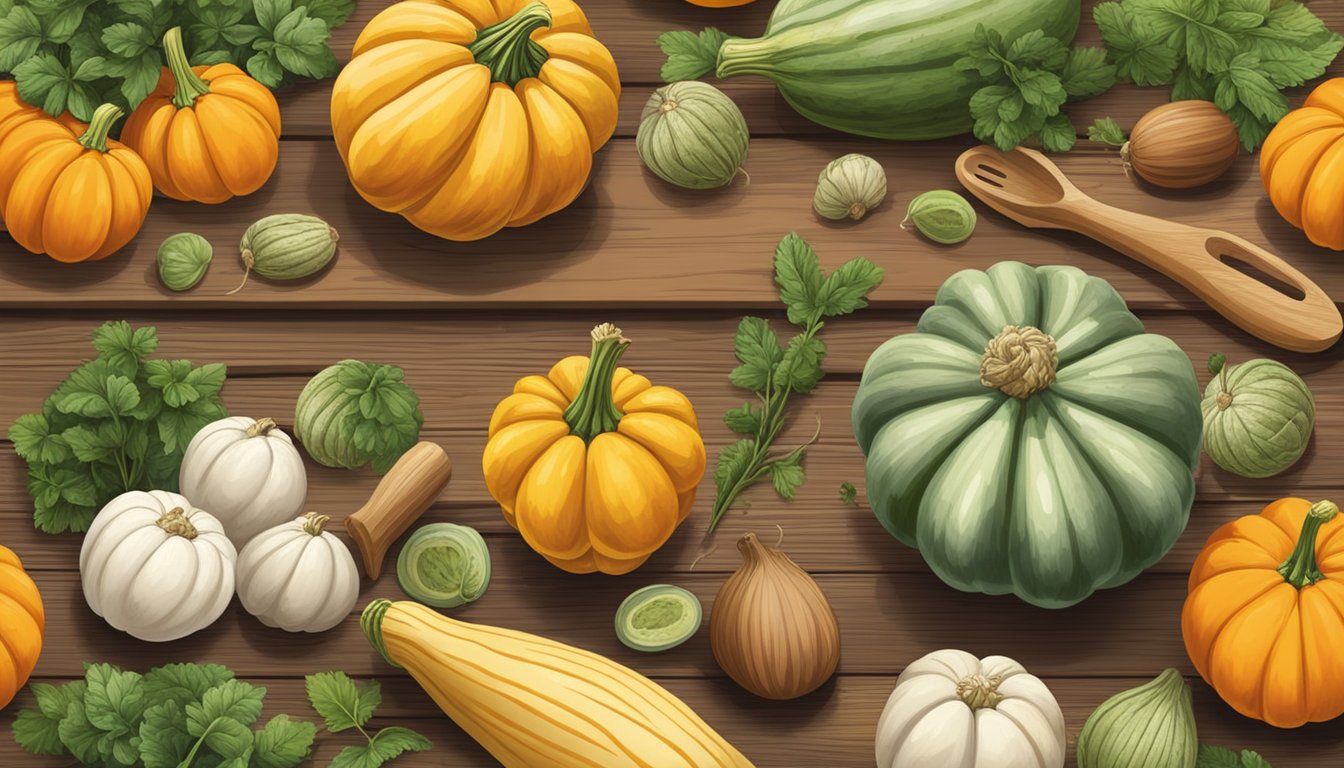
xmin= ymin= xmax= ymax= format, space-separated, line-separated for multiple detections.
xmin=1094 ymin=0 xmax=1344 ymax=150
xmin=708 ymin=234 xmax=882 ymax=532
xmin=0 ymin=0 xmax=356 ymax=121
xmin=838 ymin=481 xmax=858 ymax=506
xmin=7 ymin=321 xmax=229 ymax=534
xmin=657 ymin=27 xmax=729 ymax=82
xmin=1197 ymin=744 xmax=1272 ymax=768
xmin=306 ymin=672 xmax=431 ymax=768
xmin=956 ymin=25 xmax=1117 ymax=152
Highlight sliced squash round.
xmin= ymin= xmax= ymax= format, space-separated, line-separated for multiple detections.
xmin=614 ymin=584 xmax=702 ymax=653
xmin=396 ymin=523 xmax=491 ymax=608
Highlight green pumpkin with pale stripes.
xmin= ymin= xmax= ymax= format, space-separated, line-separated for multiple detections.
xmin=1201 ymin=357 xmax=1314 ymax=478
xmin=852 ymin=262 xmax=1203 ymax=609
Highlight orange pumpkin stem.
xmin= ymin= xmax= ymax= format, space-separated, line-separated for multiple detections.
xmin=564 ymin=323 xmax=630 ymax=443
xmin=162 ymin=26 xmax=212 ymax=109
xmin=76 ymin=103 xmax=124 ymax=153
xmin=468 ymin=1 xmax=552 ymax=87
xmin=1278 ymin=499 xmax=1339 ymax=588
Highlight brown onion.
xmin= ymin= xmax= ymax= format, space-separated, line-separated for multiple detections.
xmin=1124 ymin=101 xmax=1240 ymax=189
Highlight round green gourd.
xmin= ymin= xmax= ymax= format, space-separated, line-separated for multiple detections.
xmin=1076 ymin=669 xmax=1197 ymax=768
xmin=230 ymin=213 xmax=339 ymax=294
xmin=396 ymin=523 xmax=491 ymax=609
xmin=636 ymin=81 xmax=749 ymax=190
xmin=1201 ymin=356 xmax=1314 ymax=478
xmin=852 ymin=262 xmax=1202 ymax=609
xmin=813 ymin=153 xmax=887 ymax=221
xmin=294 ymin=359 xmax=424 ymax=473
xmin=156 ymin=232 xmax=212 ymax=291
xmin=614 ymin=584 xmax=702 ymax=653
xmin=903 ymin=190 xmax=976 ymax=244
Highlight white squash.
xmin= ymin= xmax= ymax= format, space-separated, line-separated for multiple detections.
xmin=236 ymin=512 xmax=360 ymax=633
xmin=179 ymin=416 xmax=307 ymax=549
xmin=876 ymin=649 xmax=1065 ymax=768
xmin=80 ymin=490 xmax=236 ymax=642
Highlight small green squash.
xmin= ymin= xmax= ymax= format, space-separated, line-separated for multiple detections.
xmin=396 ymin=523 xmax=491 ymax=609
xmin=852 ymin=262 xmax=1202 ymax=608
xmin=1076 ymin=669 xmax=1197 ymax=768
xmin=615 ymin=584 xmax=702 ymax=653
xmin=1202 ymin=355 xmax=1314 ymax=478
xmin=636 ymin=81 xmax=749 ymax=190
xmin=230 ymin=213 xmax=339 ymax=294
xmin=903 ymin=190 xmax=976 ymax=244
xmin=156 ymin=232 xmax=212 ymax=291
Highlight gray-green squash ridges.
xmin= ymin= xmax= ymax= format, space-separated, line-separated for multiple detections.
xmin=715 ymin=0 xmax=1081 ymax=140
xmin=239 ymin=213 xmax=339 ymax=280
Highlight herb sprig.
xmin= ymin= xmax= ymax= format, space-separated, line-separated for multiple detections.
xmin=8 ymin=321 xmax=229 ymax=534
xmin=306 ymin=672 xmax=432 ymax=768
xmin=1197 ymin=744 xmax=1272 ymax=768
xmin=707 ymin=234 xmax=883 ymax=533
xmin=1094 ymin=0 xmax=1344 ymax=150
xmin=0 ymin=0 xmax=356 ymax=121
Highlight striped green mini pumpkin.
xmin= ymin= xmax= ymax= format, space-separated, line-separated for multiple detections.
xmin=1201 ymin=357 xmax=1314 ymax=478
xmin=230 ymin=213 xmax=339 ymax=294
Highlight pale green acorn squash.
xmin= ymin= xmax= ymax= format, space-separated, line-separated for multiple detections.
xmin=852 ymin=262 xmax=1202 ymax=608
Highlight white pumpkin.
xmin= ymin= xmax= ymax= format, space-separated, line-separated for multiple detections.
xmin=876 ymin=649 xmax=1065 ymax=768
xmin=80 ymin=490 xmax=237 ymax=643
xmin=179 ymin=416 xmax=307 ymax=549
xmin=236 ymin=512 xmax=360 ymax=633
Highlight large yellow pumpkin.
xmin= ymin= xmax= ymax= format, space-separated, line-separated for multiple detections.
xmin=1183 ymin=498 xmax=1344 ymax=727
xmin=483 ymin=324 xmax=705 ymax=574
xmin=330 ymin=0 xmax=620 ymax=241
xmin=0 ymin=544 xmax=44 ymax=710
xmin=1260 ymin=78 xmax=1344 ymax=250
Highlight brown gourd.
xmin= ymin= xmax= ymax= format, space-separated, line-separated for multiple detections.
xmin=1123 ymin=101 xmax=1240 ymax=189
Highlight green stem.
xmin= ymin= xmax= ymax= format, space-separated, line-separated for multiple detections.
xmin=1278 ymin=500 xmax=1338 ymax=588
xmin=361 ymin=599 xmax=400 ymax=668
xmin=75 ymin=104 xmax=123 ymax=153
xmin=467 ymin=1 xmax=552 ymax=86
xmin=162 ymin=26 xmax=210 ymax=109
xmin=563 ymin=324 xmax=630 ymax=443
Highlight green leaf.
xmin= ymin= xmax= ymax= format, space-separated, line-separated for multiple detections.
xmin=102 ymin=21 xmax=154 ymax=57
xmin=253 ymin=0 xmax=294 ymax=31
xmin=57 ymin=700 xmax=103 ymax=765
xmin=187 ymin=680 xmax=266 ymax=730
xmin=193 ymin=716 xmax=254 ymax=760
xmin=1215 ymin=52 xmax=1288 ymax=122
xmin=1038 ymin=112 xmax=1077 ymax=153
xmin=1094 ymin=3 xmax=1179 ymax=86
xmin=305 ymin=672 xmax=377 ymax=733
xmin=104 ymin=375 xmax=142 ymax=416
xmin=1196 ymin=745 xmax=1242 ymax=768
xmin=250 ymin=715 xmax=317 ymax=768
xmin=773 ymin=232 xmax=825 ymax=326
xmin=82 ymin=663 xmax=144 ymax=739
xmin=1007 ymin=29 xmax=1069 ymax=71
xmin=1240 ymin=749 xmax=1272 ymax=768
xmin=1061 ymin=47 xmax=1116 ymax=99
xmin=138 ymin=701 xmax=193 ymax=768
xmin=970 ymin=85 xmax=1044 ymax=151
xmin=247 ymin=49 xmax=285 ymax=87
xmin=728 ymin=316 xmax=783 ymax=393
xmin=773 ymin=335 xmax=826 ymax=394
xmin=838 ymin=481 xmax=858 ymax=506
xmin=331 ymin=726 xmax=432 ymax=768
xmin=91 ymin=321 xmax=157 ymax=375
xmin=12 ymin=682 xmax=85 ymax=756
xmin=143 ymin=663 xmax=236 ymax=709
xmin=1087 ymin=117 xmax=1127 ymax=146
xmin=1226 ymin=102 xmax=1274 ymax=152
xmin=112 ymin=50 xmax=164 ymax=107
xmin=1014 ymin=69 xmax=1067 ymax=113
xmin=62 ymin=424 xmax=117 ymax=463
xmin=657 ymin=27 xmax=727 ymax=82
xmin=1172 ymin=65 xmax=1216 ymax=100
xmin=723 ymin=403 xmax=761 ymax=436
xmin=187 ymin=363 xmax=228 ymax=397
xmin=29 ymin=468 xmax=96 ymax=533
xmin=816 ymin=257 xmax=883 ymax=318
xmin=269 ymin=7 xmax=337 ymax=79
xmin=9 ymin=413 xmax=71 ymax=465
xmin=769 ymin=457 xmax=805 ymax=500
xmin=13 ymin=52 xmax=92 ymax=118
xmin=0 ymin=7 xmax=44 ymax=71
xmin=1207 ymin=352 xmax=1227 ymax=375
xmin=302 ymin=0 xmax=356 ymax=27
xmin=713 ymin=439 xmax=757 ymax=498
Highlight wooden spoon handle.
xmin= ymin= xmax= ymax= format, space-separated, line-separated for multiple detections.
xmin=1064 ymin=201 xmax=1341 ymax=353
xmin=345 ymin=442 xmax=453 ymax=579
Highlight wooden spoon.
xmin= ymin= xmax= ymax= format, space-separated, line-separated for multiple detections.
xmin=955 ymin=145 xmax=1341 ymax=353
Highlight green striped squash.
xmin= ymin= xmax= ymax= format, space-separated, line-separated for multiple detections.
xmin=715 ymin=0 xmax=1081 ymax=140
xmin=851 ymin=263 xmax=1202 ymax=608
xmin=239 ymin=213 xmax=339 ymax=281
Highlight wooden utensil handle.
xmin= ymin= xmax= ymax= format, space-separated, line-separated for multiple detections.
xmin=1066 ymin=203 xmax=1341 ymax=353
xmin=345 ymin=442 xmax=453 ymax=579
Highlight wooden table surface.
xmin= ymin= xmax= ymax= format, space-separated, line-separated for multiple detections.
xmin=2 ymin=1 xmax=1343 ymax=765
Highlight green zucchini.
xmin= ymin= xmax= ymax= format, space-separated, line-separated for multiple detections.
xmin=666 ymin=0 xmax=1081 ymax=140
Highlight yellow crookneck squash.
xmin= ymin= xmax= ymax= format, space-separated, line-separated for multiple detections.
xmin=1260 ymin=78 xmax=1344 ymax=250
xmin=121 ymin=27 xmax=281 ymax=204
xmin=1183 ymin=498 xmax=1344 ymax=728
xmin=483 ymin=323 xmax=705 ymax=574
xmin=0 ymin=544 xmax=44 ymax=710
xmin=330 ymin=0 xmax=620 ymax=241
xmin=0 ymin=103 xmax=152 ymax=263
xmin=362 ymin=599 xmax=754 ymax=767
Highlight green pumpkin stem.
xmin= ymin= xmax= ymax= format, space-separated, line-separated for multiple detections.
xmin=564 ymin=323 xmax=630 ymax=444
xmin=468 ymin=1 xmax=552 ymax=87
xmin=163 ymin=26 xmax=211 ymax=109
xmin=1278 ymin=500 xmax=1338 ymax=588
xmin=1215 ymin=354 xmax=1233 ymax=410
xmin=76 ymin=104 xmax=124 ymax=153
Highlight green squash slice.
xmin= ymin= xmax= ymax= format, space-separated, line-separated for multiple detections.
xmin=614 ymin=585 xmax=702 ymax=653
xmin=396 ymin=523 xmax=491 ymax=608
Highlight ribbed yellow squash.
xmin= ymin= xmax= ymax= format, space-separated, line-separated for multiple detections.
xmin=483 ymin=323 xmax=705 ymax=574
xmin=362 ymin=600 xmax=754 ymax=767
xmin=330 ymin=0 xmax=620 ymax=241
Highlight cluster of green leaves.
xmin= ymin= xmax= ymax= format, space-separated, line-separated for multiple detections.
xmin=1095 ymin=0 xmax=1344 ymax=150
xmin=1087 ymin=115 xmax=1129 ymax=146
xmin=7 ymin=321 xmax=228 ymax=534
xmin=12 ymin=663 xmax=317 ymax=768
xmin=0 ymin=0 xmax=356 ymax=121
xmin=838 ymin=481 xmax=858 ymax=507
xmin=708 ymin=234 xmax=883 ymax=532
xmin=306 ymin=672 xmax=431 ymax=768
xmin=956 ymin=24 xmax=1117 ymax=152
xmin=1198 ymin=744 xmax=1271 ymax=768
xmin=322 ymin=361 xmax=424 ymax=475
xmin=656 ymin=27 xmax=728 ymax=82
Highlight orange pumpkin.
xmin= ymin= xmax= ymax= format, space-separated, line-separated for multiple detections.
xmin=121 ymin=26 xmax=281 ymax=203
xmin=1260 ymin=78 xmax=1344 ymax=250
xmin=0 ymin=103 xmax=152 ymax=263
xmin=0 ymin=544 xmax=44 ymax=710
xmin=1183 ymin=498 xmax=1344 ymax=728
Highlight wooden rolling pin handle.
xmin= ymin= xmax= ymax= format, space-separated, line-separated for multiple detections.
xmin=345 ymin=441 xmax=453 ymax=580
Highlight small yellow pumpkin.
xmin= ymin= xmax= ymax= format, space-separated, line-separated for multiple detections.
xmin=0 ymin=544 xmax=44 ymax=710
xmin=1260 ymin=78 xmax=1344 ymax=250
xmin=483 ymin=324 xmax=705 ymax=574
xmin=330 ymin=0 xmax=620 ymax=241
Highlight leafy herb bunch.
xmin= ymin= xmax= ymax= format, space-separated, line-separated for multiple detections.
xmin=0 ymin=0 xmax=357 ymax=122
xmin=708 ymin=233 xmax=883 ymax=532
xmin=8 ymin=321 xmax=229 ymax=534
xmin=1095 ymin=0 xmax=1344 ymax=150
